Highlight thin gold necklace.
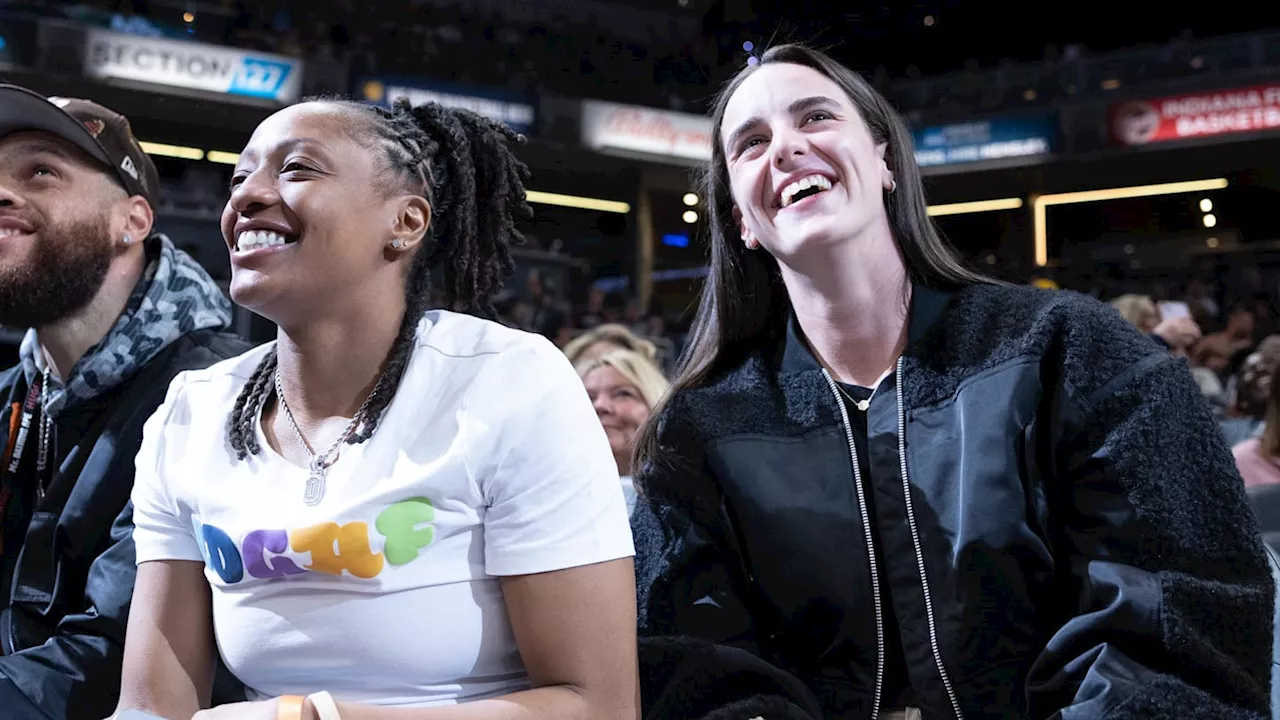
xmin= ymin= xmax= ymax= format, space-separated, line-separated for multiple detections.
xmin=835 ymin=381 xmax=875 ymax=412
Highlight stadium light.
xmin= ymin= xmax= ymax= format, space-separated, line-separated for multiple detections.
xmin=205 ymin=150 xmax=240 ymax=165
xmin=1032 ymin=178 xmax=1229 ymax=266
xmin=926 ymin=197 xmax=1023 ymax=217
xmin=138 ymin=142 xmax=203 ymax=161
xmin=525 ymin=190 xmax=631 ymax=214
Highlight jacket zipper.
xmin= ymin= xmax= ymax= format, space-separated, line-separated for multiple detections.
xmin=894 ymin=357 xmax=964 ymax=719
xmin=821 ymin=369 xmax=885 ymax=719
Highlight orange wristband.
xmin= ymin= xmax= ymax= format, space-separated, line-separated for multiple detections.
xmin=277 ymin=695 xmax=306 ymax=720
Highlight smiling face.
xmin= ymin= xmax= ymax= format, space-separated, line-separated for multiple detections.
xmin=583 ymin=364 xmax=652 ymax=465
xmin=720 ymin=63 xmax=894 ymax=261
xmin=0 ymin=131 xmax=130 ymax=327
xmin=221 ymin=102 xmax=427 ymax=322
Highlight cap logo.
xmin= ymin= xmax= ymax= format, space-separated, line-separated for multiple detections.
xmin=49 ymin=98 xmax=71 ymax=109
xmin=120 ymin=156 xmax=139 ymax=181
xmin=82 ymin=119 xmax=106 ymax=138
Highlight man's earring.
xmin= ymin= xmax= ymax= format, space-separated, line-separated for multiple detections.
xmin=122 ymin=235 xmax=132 ymax=246
xmin=391 ymin=239 xmax=404 ymax=249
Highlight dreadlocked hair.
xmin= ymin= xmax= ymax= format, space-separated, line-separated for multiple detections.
xmin=227 ymin=97 xmax=533 ymax=460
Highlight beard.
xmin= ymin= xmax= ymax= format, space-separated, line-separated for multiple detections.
xmin=0 ymin=210 xmax=115 ymax=329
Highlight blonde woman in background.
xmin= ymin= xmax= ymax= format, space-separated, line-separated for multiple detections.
xmin=1111 ymin=293 xmax=1202 ymax=357
xmin=580 ymin=350 xmax=669 ymax=515
xmin=563 ymin=323 xmax=658 ymax=372
xmin=1111 ymin=293 xmax=1161 ymax=333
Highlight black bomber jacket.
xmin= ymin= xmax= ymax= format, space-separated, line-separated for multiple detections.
xmin=634 ymin=283 xmax=1274 ymax=719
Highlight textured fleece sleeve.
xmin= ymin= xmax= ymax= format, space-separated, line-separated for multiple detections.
xmin=632 ymin=401 xmax=760 ymax=651
xmin=1028 ymin=350 xmax=1273 ymax=719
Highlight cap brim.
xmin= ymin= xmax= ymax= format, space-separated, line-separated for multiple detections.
xmin=0 ymin=84 xmax=116 ymax=172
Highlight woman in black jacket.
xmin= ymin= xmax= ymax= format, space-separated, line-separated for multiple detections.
xmin=632 ymin=44 xmax=1274 ymax=720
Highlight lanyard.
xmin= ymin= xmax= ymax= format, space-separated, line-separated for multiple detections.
xmin=0 ymin=374 xmax=44 ymax=556
xmin=4 ymin=376 xmax=42 ymax=477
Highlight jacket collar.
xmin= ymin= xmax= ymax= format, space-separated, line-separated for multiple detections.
xmin=20 ymin=233 xmax=232 ymax=419
xmin=779 ymin=283 xmax=954 ymax=375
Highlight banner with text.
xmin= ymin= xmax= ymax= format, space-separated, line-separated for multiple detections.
xmin=1111 ymin=84 xmax=1280 ymax=146
xmin=913 ymin=115 xmax=1055 ymax=167
xmin=358 ymin=77 xmax=537 ymax=135
xmin=83 ymin=29 xmax=302 ymax=104
xmin=581 ymin=100 xmax=711 ymax=165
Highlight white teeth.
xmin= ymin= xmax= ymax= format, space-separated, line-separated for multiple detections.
xmin=780 ymin=174 xmax=833 ymax=208
xmin=0 ymin=227 xmax=26 ymax=238
xmin=236 ymin=230 xmax=292 ymax=252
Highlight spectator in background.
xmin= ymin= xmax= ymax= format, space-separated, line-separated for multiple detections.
xmin=623 ymin=297 xmax=646 ymax=336
xmin=563 ymin=323 xmax=657 ymax=372
xmin=579 ymin=286 xmax=607 ymax=329
xmin=1234 ymin=366 xmax=1280 ymax=488
xmin=517 ymin=269 xmax=568 ymax=341
xmin=1110 ymin=293 xmax=1202 ymax=357
xmin=1197 ymin=303 xmax=1256 ymax=363
xmin=580 ymin=349 xmax=669 ymax=515
xmin=0 ymin=85 xmax=247 ymax=718
xmin=1191 ymin=304 xmax=1256 ymax=408
xmin=1110 ymin=293 xmax=1160 ymax=333
xmin=1185 ymin=276 xmax=1220 ymax=324
xmin=1221 ymin=335 xmax=1280 ymax=446
xmin=530 ymin=276 xmax=568 ymax=341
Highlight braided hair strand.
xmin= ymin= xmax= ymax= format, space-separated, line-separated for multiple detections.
xmin=227 ymin=98 xmax=532 ymax=460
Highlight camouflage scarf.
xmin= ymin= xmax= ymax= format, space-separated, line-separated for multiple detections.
xmin=20 ymin=234 xmax=233 ymax=418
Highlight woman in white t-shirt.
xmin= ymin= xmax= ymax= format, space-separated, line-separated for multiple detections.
xmin=112 ymin=99 xmax=638 ymax=720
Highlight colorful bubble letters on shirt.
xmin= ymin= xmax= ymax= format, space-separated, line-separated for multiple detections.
xmin=196 ymin=497 xmax=436 ymax=584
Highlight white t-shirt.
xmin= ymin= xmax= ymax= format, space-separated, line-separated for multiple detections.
xmin=131 ymin=311 xmax=635 ymax=707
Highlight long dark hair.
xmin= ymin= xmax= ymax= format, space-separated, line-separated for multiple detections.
xmin=635 ymin=43 xmax=989 ymax=471
xmin=227 ymin=97 xmax=532 ymax=460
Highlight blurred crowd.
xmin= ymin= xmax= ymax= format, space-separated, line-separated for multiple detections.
xmin=1107 ymin=278 xmax=1280 ymax=488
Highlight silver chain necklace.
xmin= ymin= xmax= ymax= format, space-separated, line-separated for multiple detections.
xmin=34 ymin=367 xmax=52 ymax=504
xmin=272 ymin=370 xmax=381 ymax=506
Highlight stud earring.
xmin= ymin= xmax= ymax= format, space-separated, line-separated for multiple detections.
xmin=391 ymin=239 xmax=404 ymax=249
xmin=122 ymin=234 xmax=132 ymax=246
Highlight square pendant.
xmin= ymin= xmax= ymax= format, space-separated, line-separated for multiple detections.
xmin=303 ymin=472 xmax=325 ymax=505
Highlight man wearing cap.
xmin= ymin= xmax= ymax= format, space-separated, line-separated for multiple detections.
xmin=0 ymin=84 xmax=248 ymax=718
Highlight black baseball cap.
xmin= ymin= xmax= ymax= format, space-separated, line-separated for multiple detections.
xmin=0 ymin=83 xmax=159 ymax=207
